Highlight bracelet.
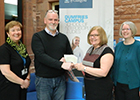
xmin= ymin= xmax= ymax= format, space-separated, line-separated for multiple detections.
xmin=26 ymin=78 xmax=30 ymax=81
xmin=84 ymin=67 xmax=86 ymax=72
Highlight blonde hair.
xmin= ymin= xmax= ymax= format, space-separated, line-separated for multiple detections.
xmin=71 ymin=36 xmax=80 ymax=47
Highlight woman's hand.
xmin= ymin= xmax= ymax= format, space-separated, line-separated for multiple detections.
xmin=20 ymin=79 xmax=30 ymax=89
xmin=0 ymin=64 xmax=30 ymax=89
xmin=0 ymin=65 xmax=26 ymax=85
xmin=74 ymin=63 xmax=85 ymax=71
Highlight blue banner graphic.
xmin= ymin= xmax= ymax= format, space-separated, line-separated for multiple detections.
xmin=60 ymin=0 xmax=92 ymax=8
xmin=65 ymin=15 xmax=88 ymax=23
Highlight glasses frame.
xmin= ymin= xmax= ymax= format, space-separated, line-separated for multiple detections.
xmin=89 ymin=34 xmax=99 ymax=37
xmin=122 ymin=28 xmax=131 ymax=31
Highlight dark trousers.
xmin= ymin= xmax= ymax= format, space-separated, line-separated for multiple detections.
xmin=115 ymin=82 xmax=140 ymax=100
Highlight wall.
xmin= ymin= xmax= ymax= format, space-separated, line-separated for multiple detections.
xmin=114 ymin=0 xmax=140 ymax=43
xmin=0 ymin=0 xmax=5 ymax=46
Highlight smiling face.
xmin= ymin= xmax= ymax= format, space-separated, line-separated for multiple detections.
xmin=89 ymin=30 xmax=100 ymax=48
xmin=121 ymin=24 xmax=132 ymax=39
xmin=44 ymin=12 xmax=59 ymax=33
xmin=73 ymin=37 xmax=80 ymax=47
xmin=7 ymin=25 xmax=22 ymax=44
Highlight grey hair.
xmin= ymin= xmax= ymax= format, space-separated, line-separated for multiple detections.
xmin=119 ymin=21 xmax=137 ymax=37
xmin=44 ymin=10 xmax=58 ymax=18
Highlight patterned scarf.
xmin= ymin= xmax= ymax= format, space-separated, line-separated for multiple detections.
xmin=83 ymin=45 xmax=108 ymax=79
xmin=6 ymin=37 xmax=28 ymax=58
xmin=83 ymin=45 xmax=108 ymax=67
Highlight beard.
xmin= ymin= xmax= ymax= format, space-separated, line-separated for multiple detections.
xmin=48 ymin=23 xmax=58 ymax=31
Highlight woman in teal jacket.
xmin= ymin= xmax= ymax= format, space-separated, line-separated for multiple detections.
xmin=112 ymin=21 xmax=140 ymax=100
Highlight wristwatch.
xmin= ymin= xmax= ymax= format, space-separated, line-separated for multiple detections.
xmin=84 ymin=66 xmax=86 ymax=72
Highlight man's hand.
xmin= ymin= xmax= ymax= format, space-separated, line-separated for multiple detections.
xmin=61 ymin=62 xmax=74 ymax=71
xmin=60 ymin=57 xmax=66 ymax=62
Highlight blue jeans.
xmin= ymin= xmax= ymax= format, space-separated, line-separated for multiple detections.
xmin=35 ymin=75 xmax=66 ymax=100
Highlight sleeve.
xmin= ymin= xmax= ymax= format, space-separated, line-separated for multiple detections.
xmin=0 ymin=45 xmax=11 ymax=64
xmin=102 ymin=47 xmax=114 ymax=56
xmin=65 ymin=36 xmax=73 ymax=54
xmin=31 ymin=33 xmax=63 ymax=69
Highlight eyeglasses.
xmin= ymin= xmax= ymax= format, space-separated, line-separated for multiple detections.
xmin=122 ymin=28 xmax=131 ymax=31
xmin=89 ymin=34 xmax=99 ymax=37
xmin=47 ymin=10 xmax=58 ymax=13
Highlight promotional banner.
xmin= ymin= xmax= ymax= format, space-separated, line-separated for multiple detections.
xmin=59 ymin=0 xmax=114 ymax=56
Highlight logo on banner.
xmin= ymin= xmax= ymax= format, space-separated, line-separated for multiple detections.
xmin=64 ymin=0 xmax=69 ymax=3
xmin=64 ymin=0 xmax=87 ymax=3
xmin=60 ymin=0 xmax=92 ymax=8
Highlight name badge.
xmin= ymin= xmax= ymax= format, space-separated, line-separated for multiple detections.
xmin=21 ymin=68 xmax=28 ymax=75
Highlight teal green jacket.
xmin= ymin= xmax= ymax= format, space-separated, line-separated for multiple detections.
xmin=112 ymin=40 xmax=140 ymax=90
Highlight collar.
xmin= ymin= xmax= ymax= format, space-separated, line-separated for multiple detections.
xmin=45 ymin=27 xmax=59 ymax=37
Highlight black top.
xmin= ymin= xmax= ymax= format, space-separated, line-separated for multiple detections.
xmin=0 ymin=42 xmax=31 ymax=100
xmin=85 ymin=47 xmax=114 ymax=79
xmin=31 ymin=30 xmax=73 ymax=78
xmin=84 ymin=47 xmax=114 ymax=100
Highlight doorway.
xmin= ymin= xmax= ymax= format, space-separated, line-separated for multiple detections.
xmin=4 ymin=0 xmax=23 ymax=41
xmin=52 ymin=2 xmax=59 ymax=31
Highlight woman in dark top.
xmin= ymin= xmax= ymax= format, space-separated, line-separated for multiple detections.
xmin=0 ymin=21 xmax=31 ymax=100
xmin=74 ymin=26 xmax=114 ymax=100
